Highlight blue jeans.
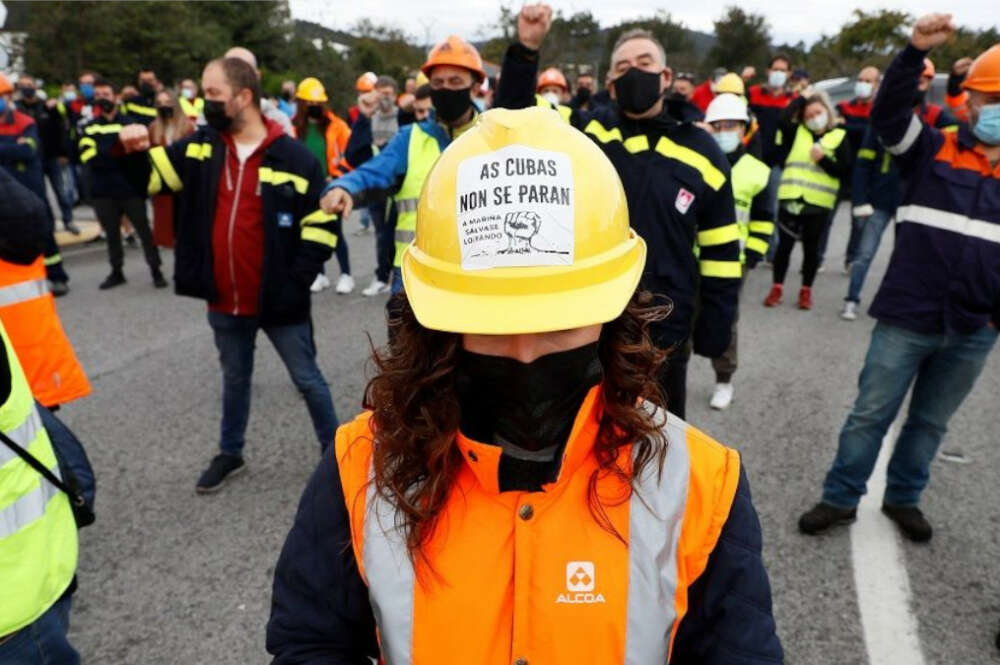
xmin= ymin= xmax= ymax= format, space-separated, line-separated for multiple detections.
xmin=208 ymin=312 xmax=338 ymax=455
xmin=390 ymin=268 xmax=404 ymax=295
xmin=845 ymin=210 xmax=892 ymax=304
xmin=44 ymin=158 xmax=75 ymax=224
xmin=0 ymin=597 xmax=79 ymax=665
xmin=822 ymin=322 xmax=997 ymax=508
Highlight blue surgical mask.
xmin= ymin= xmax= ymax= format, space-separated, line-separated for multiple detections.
xmin=0 ymin=98 xmax=7 ymax=114
xmin=713 ymin=130 xmax=741 ymax=154
xmin=854 ymin=81 xmax=873 ymax=99
xmin=80 ymin=83 xmax=94 ymax=100
xmin=972 ymin=103 xmax=1000 ymax=146
xmin=63 ymin=90 xmax=77 ymax=102
xmin=768 ymin=70 xmax=787 ymax=89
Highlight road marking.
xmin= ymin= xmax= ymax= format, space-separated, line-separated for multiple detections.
xmin=850 ymin=423 xmax=926 ymax=665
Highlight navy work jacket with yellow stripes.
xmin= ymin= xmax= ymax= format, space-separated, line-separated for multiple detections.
xmin=146 ymin=124 xmax=338 ymax=327
xmin=496 ymin=43 xmax=741 ymax=356
xmin=870 ymin=44 xmax=1000 ymax=334
xmin=77 ymin=112 xmax=150 ymax=199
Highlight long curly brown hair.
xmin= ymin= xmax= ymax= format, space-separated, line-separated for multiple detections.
xmin=362 ymin=289 xmax=673 ymax=560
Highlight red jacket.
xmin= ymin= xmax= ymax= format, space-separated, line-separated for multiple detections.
xmin=209 ymin=118 xmax=285 ymax=317
xmin=691 ymin=80 xmax=715 ymax=113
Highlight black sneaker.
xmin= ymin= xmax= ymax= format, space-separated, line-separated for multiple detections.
xmin=882 ymin=504 xmax=932 ymax=542
xmin=151 ymin=269 xmax=168 ymax=288
xmin=49 ymin=280 xmax=70 ymax=297
xmin=798 ymin=502 xmax=857 ymax=535
xmin=196 ymin=454 xmax=245 ymax=494
xmin=99 ymin=271 xmax=126 ymax=290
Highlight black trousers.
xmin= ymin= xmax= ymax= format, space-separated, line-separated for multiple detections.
xmin=370 ymin=201 xmax=396 ymax=284
xmin=658 ymin=340 xmax=691 ymax=419
xmin=772 ymin=207 xmax=830 ymax=287
xmin=93 ymin=197 xmax=161 ymax=272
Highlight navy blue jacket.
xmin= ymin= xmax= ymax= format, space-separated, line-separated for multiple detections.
xmin=266 ymin=443 xmax=783 ymax=664
xmin=869 ymin=44 xmax=1000 ymax=333
xmin=78 ymin=111 xmax=150 ymax=199
xmin=850 ymin=126 xmax=901 ymax=214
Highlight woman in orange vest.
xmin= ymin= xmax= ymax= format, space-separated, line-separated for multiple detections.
xmin=291 ymin=77 xmax=355 ymax=295
xmin=267 ymin=108 xmax=782 ymax=664
xmin=0 ymin=168 xmax=90 ymax=408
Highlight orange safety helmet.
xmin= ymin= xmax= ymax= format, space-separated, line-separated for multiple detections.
xmin=420 ymin=35 xmax=486 ymax=83
xmin=355 ymin=72 xmax=378 ymax=93
xmin=922 ymin=58 xmax=936 ymax=78
xmin=0 ymin=72 xmax=12 ymax=95
xmin=962 ymin=43 xmax=1000 ymax=93
xmin=536 ymin=67 xmax=568 ymax=92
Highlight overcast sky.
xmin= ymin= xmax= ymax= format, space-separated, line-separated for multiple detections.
xmin=289 ymin=0 xmax=997 ymax=50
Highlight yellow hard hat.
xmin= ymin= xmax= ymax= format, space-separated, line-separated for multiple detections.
xmin=715 ymin=72 xmax=745 ymax=96
xmin=402 ymin=106 xmax=645 ymax=334
xmin=415 ymin=71 xmax=429 ymax=87
xmin=296 ymin=77 xmax=327 ymax=103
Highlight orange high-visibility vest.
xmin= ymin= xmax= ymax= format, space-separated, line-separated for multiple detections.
xmin=335 ymin=386 xmax=741 ymax=665
xmin=0 ymin=257 xmax=91 ymax=407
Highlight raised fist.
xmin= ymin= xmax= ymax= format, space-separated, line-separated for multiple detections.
xmin=518 ymin=4 xmax=553 ymax=51
xmin=119 ymin=123 xmax=151 ymax=153
xmin=911 ymin=13 xmax=956 ymax=51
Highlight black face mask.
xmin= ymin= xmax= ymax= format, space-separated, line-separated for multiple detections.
xmin=156 ymin=106 xmax=173 ymax=120
xmin=19 ymin=87 xmax=36 ymax=100
xmin=913 ymin=88 xmax=928 ymax=107
xmin=306 ymin=105 xmax=324 ymax=119
xmin=95 ymin=98 xmax=116 ymax=114
xmin=203 ymin=99 xmax=233 ymax=132
xmin=139 ymin=83 xmax=156 ymax=98
xmin=280 ymin=91 xmax=292 ymax=101
xmin=613 ymin=67 xmax=664 ymax=115
xmin=430 ymin=86 xmax=472 ymax=123
xmin=454 ymin=342 xmax=603 ymax=455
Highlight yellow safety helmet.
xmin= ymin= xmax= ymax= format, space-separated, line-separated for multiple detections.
xmin=296 ymin=77 xmax=328 ymax=103
xmin=415 ymin=71 xmax=429 ymax=88
xmin=402 ymin=106 xmax=645 ymax=334
xmin=715 ymin=72 xmax=745 ymax=96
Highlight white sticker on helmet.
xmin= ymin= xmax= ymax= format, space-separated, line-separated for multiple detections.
xmin=455 ymin=144 xmax=575 ymax=270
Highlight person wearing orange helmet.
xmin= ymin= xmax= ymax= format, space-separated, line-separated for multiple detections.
xmin=799 ymin=15 xmax=1000 ymax=544
xmin=320 ymin=34 xmax=487 ymax=295
xmin=347 ymin=72 xmax=378 ymax=126
xmin=536 ymin=66 xmax=568 ymax=106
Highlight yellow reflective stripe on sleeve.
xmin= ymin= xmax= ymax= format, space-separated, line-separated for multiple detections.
xmin=858 ymin=148 xmax=877 ymax=160
xmin=699 ymin=259 xmax=742 ymax=278
xmin=258 ymin=167 xmax=308 ymax=195
xmin=301 ymin=226 xmax=338 ymax=248
xmin=43 ymin=254 xmax=62 ymax=266
xmin=623 ymin=135 xmax=650 ymax=153
xmin=125 ymin=103 xmax=157 ymax=117
xmin=149 ymin=145 xmax=182 ymax=192
xmin=583 ymin=119 xmax=623 ymax=144
xmin=748 ymin=221 xmax=774 ymax=234
xmin=84 ymin=123 xmax=123 ymax=135
xmin=185 ymin=143 xmax=212 ymax=161
xmin=78 ymin=137 xmax=97 ymax=164
xmin=148 ymin=168 xmax=162 ymax=196
xmin=654 ymin=137 xmax=726 ymax=191
xmin=21 ymin=136 xmax=37 ymax=152
xmin=745 ymin=237 xmax=770 ymax=255
xmin=301 ymin=209 xmax=338 ymax=226
xmin=697 ymin=223 xmax=741 ymax=247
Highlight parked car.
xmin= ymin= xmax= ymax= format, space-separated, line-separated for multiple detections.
xmin=814 ymin=73 xmax=947 ymax=107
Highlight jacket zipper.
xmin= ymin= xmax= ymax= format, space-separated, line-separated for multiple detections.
xmin=227 ymin=149 xmax=246 ymax=315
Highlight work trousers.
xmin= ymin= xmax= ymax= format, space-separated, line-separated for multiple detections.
xmin=772 ymin=207 xmax=830 ymax=287
xmin=0 ymin=596 xmax=79 ymax=665
xmin=821 ymin=322 xmax=997 ymax=508
xmin=92 ymin=197 xmax=160 ymax=272
xmin=711 ymin=275 xmax=745 ymax=383
xmin=371 ymin=201 xmax=396 ymax=284
xmin=659 ymin=339 xmax=691 ymax=419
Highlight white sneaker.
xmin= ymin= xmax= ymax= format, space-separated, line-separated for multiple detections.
xmin=709 ymin=383 xmax=733 ymax=410
xmin=335 ymin=273 xmax=355 ymax=294
xmin=361 ymin=279 xmax=390 ymax=296
xmin=840 ymin=301 xmax=858 ymax=321
xmin=310 ymin=273 xmax=330 ymax=293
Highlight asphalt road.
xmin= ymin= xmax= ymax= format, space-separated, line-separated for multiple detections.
xmin=50 ymin=209 xmax=1000 ymax=664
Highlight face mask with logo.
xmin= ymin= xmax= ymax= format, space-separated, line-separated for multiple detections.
xmin=972 ymin=103 xmax=1000 ymax=146
xmin=613 ymin=67 xmax=663 ymax=115
xmin=95 ymin=98 xmax=116 ymax=115
xmin=430 ymin=86 xmax=473 ymax=123
xmin=805 ymin=111 xmax=828 ymax=133
xmin=713 ymin=130 xmax=742 ymax=154
xmin=542 ymin=91 xmax=561 ymax=107
xmin=854 ymin=81 xmax=873 ymax=99
xmin=80 ymin=83 xmax=94 ymax=101
xmin=181 ymin=88 xmax=195 ymax=100
xmin=768 ymin=70 xmax=788 ymax=89
xmin=203 ymin=99 xmax=233 ymax=132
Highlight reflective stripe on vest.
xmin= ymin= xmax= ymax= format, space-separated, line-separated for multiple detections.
xmin=731 ymin=153 xmax=772 ymax=259
xmin=778 ymin=125 xmax=846 ymax=209
xmin=0 ymin=279 xmax=49 ymax=308
xmin=0 ymin=322 xmax=78 ymax=637
xmin=335 ymin=393 xmax=740 ymax=665
xmin=393 ymin=125 xmax=442 ymax=267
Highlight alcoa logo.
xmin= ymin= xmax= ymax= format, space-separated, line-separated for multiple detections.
xmin=556 ymin=561 xmax=606 ymax=604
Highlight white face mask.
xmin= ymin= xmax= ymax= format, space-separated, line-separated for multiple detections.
xmin=805 ymin=111 xmax=829 ymax=133
xmin=542 ymin=91 xmax=561 ymax=106
xmin=181 ymin=87 xmax=195 ymax=100
xmin=854 ymin=81 xmax=873 ymax=99
xmin=713 ymin=130 xmax=742 ymax=154
xmin=768 ymin=70 xmax=787 ymax=89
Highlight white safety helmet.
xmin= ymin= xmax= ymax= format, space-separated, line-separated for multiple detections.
xmin=704 ymin=93 xmax=749 ymax=124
